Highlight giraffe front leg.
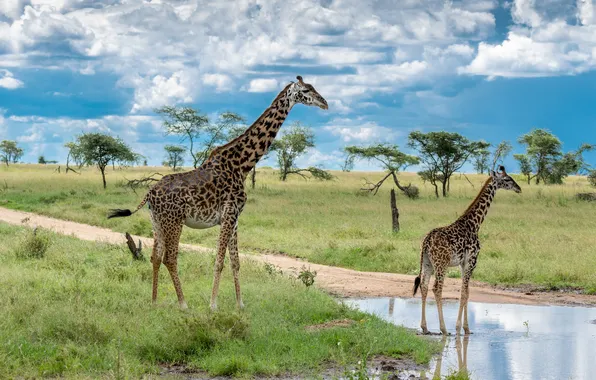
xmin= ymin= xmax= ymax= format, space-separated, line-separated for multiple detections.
xmin=228 ymin=229 xmax=244 ymax=310
xmin=420 ymin=270 xmax=431 ymax=334
xmin=150 ymin=234 xmax=163 ymax=305
xmin=433 ymin=269 xmax=448 ymax=335
xmin=210 ymin=213 xmax=237 ymax=311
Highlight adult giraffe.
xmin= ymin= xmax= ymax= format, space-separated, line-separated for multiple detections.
xmin=108 ymin=76 xmax=328 ymax=310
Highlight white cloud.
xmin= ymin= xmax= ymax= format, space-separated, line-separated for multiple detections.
xmin=324 ymin=118 xmax=398 ymax=143
xmin=129 ymin=71 xmax=195 ymax=113
xmin=202 ymin=73 xmax=233 ymax=92
xmin=246 ymin=78 xmax=279 ymax=93
xmin=0 ymin=69 xmax=24 ymax=89
xmin=461 ymin=0 xmax=596 ymax=78
xmin=0 ymin=0 xmax=501 ymax=115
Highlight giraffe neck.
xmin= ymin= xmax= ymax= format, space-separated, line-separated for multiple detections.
xmin=207 ymin=84 xmax=294 ymax=176
xmin=457 ymin=177 xmax=497 ymax=233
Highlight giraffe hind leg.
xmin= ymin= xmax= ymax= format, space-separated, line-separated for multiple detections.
xmin=420 ymin=255 xmax=432 ymax=334
xmin=162 ymin=222 xmax=186 ymax=309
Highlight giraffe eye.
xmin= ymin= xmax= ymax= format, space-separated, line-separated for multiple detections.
xmin=303 ymin=90 xmax=310 ymax=93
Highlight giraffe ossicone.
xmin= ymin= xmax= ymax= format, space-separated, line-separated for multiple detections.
xmin=413 ymin=166 xmax=521 ymax=335
xmin=108 ymin=76 xmax=328 ymax=310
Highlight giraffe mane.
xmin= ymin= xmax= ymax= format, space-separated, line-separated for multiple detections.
xmin=459 ymin=176 xmax=494 ymax=218
xmin=207 ymin=82 xmax=294 ymax=160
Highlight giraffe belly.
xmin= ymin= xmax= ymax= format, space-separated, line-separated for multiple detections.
xmin=184 ymin=217 xmax=218 ymax=229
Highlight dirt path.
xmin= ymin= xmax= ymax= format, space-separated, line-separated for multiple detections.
xmin=1 ymin=206 xmax=594 ymax=307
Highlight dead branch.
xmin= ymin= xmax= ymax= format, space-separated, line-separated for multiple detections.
xmin=125 ymin=232 xmax=144 ymax=260
xmin=361 ymin=172 xmax=392 ymax=195
xmin=122 ymin=172 xmax=163 ymax=194
xmin=460 ymin=173 xmax=475 ymax=189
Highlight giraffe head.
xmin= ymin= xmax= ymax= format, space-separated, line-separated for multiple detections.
xmin=287 ymin=76 xmax=328 ymax=110
xmin=491 ymin=166 xmax=522 ymax=193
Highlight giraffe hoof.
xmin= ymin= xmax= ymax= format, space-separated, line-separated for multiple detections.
xmin=180 ymin=302 xmax=188 ymax=310
xmin=237 ymin=301 xmax=245 ymax=310
xmin=210 ymin=302 xmax=218 ymax=312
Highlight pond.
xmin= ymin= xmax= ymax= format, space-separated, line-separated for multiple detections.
xmin=347 ymin=297 xmax=596 ymax=380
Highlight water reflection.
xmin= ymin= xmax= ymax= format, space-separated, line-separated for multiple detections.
xmin=347 ymin=297 xmax=596 ymax=380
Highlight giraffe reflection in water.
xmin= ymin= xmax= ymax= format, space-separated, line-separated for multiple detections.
xmin=421 ymin=335 xmax=469 ymax=380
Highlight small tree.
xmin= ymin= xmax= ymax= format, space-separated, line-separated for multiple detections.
xmin=38 ymin=156 xmax=47 ymax=164
xmin=156 ymin=107 xmax=246 ymax=168
xmin=514 ymin=154 xmax=533 ymax=185
xmin=76 ymin=133 xmax=137 ymax=189
xmin=517 ymin=129 xmax=561 ymax=184
xmin=491 ymin=141 xmax=512 ymax=171
xmin=472 ymin=146 xmax=490 ymax=174
xmin=0 ymin=140 xmax=23 ymax=166
xmin=64 ymin=141 xmax=85 ymax=172
xmin=270 ymin=122 xmax=333 ymax=181
xmin=408 ymin=131 xmax=489 ymax=197
xmin=344 ymin=144 xmax=419 ymax=198
xmin=163 ymin=145 xmax=186 ymax=171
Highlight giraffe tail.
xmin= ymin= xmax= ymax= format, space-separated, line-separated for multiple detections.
xmin=413 ymin=233 xmax=429 ymax=297
xmin=107 ymin=194 xmax=149 ymax=219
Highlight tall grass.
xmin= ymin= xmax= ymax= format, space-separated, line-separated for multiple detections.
xmin=1 ymin=164 xmax=596 ymax=293
xmin=0 ymin=222 xmax=435 ymax=378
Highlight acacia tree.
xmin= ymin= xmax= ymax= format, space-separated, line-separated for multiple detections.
xmin=163 ymin=145 xmax=186 ymax=171
xmin=517 ymin=129 xmax=561 ymax=184
xmin=156 ymin=107 xmax=245 ymax=168
xmin=344 ymin=144 xmax=420 ymax=198
xmin=0 ymin=140 xmax=23 ymax=166
xmin=76 ymin=133 xmax=137 ymax=189
xmin=270 ymin=122 xmax=333 ymax=181
xmin=408 ymin=131 xmax=489 ymax=197
xmin=65 ymin=141 xmax=86 ymax=173
xmin=513 ymin=154 xmax=533 ymax=184
xmin=472 ymin=146 xmax=490 ymax=174
xmin=516 ymin=129 xmax=593 ymax=184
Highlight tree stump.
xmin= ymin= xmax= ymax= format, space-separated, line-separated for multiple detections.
xmin=390 ymin=189 xmax=400 ymax=233
xmin=125 ymin=232 xmax=144 ymax=260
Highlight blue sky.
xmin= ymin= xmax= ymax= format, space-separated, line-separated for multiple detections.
xmin=1 ymin=0 xmax=596 ymax=172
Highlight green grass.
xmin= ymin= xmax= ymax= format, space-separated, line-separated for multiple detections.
xmin=1 ymin=164 xmax=596 ymax=293
xmin=0 ymin=222 xmax=435 ymax=378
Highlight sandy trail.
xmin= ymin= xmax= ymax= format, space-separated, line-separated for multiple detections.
xmin=1 ymin=206 xmax=594 ymax=307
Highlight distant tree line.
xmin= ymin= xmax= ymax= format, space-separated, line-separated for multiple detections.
xmin=342 ymin=128 xmax=595 ymax=198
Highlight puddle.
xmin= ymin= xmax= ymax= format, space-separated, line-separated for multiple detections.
xmin=347 ymin=297 xmax=596 ymax=380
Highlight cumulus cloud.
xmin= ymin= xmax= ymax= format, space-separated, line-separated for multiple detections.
xmin=0 ymin=69 xmax=23 ymax=89
xmin=462 ymin=0 xmax=596 ymax=78
xmin=324 ymin=118 xmax=398 ymax=143
xmin=0 ymin=0 xmax=501 ymax=112
xmin=246 ymin=78 xmax=279 ymax=93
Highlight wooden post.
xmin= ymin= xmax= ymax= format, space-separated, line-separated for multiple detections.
xmin=390 ymin=189 xmax=399 ymax=233
xmin=125 ymin=232 xmax=144 ymax=260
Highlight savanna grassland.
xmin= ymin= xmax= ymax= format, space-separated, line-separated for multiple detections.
xmin=1 ymin=164 xmax=596 ymax=293
xmin=0 ymin=222 xmax=436 ymax=378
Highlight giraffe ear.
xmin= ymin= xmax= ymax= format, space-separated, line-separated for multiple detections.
xmin=490 ymin=170 xmax=496 ymax=177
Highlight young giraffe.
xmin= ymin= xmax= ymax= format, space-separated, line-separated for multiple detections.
xmin=108 ymin=76 xmax=328 ymax=310
xmin=413 ymin=166 xmax=521 ymax=335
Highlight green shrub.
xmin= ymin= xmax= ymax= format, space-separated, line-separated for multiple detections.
xmin=14 ymin=228 xmax=52 ymax=259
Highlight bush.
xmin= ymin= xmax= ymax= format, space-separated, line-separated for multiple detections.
xmin=14 ymin=227 xmax=52 ymax=259
xmin=588 ymin=170 xmax=596 ymax=187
